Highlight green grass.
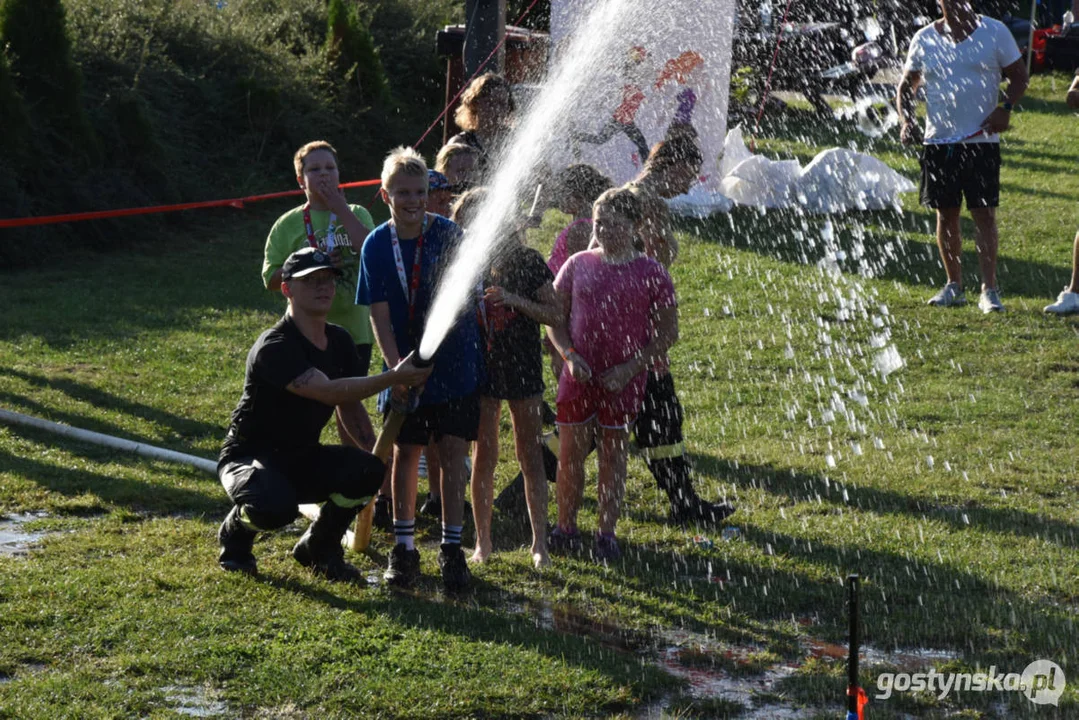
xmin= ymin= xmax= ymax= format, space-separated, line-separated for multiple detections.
xmin=1 ymin=74 xmax=1078 ymax=718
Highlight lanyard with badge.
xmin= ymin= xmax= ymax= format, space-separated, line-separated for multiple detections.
xmin=390 ymin=215 xmax=428 ymax=324
xmin=302 ymin=204 xmax=338 ymax=251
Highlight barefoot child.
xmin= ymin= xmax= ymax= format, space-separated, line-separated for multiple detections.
xmin=356 ymin=147 xmax=484 ymax=593
xmin=547 ymin=188 xmax=678 ymax=561
xmin=262 ymin=141 xmax=378 ymax=452
xmin=546 ymin=164 xmax=614 ymax=379
xmin=453 ymin=189 xmax=561 ymax=568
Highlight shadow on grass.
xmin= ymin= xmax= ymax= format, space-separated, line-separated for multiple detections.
xmin=684 ymin=207 xmax=1074 ymax=298
xmin=610 ymin=521 xmax=1077 ymax=667
xmin=0 ymin=424 xmax=221 ymax=516
xmin=2 ymin=368 xmax=223 ymax=447
xmin=696 ymin=456 xmax=1078 ymax=550
xmin=250 ymin=570 xmax=680 ymax=714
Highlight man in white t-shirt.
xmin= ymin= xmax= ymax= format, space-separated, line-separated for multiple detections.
xmin=896 ymin=0 xmax=1028 ymax=313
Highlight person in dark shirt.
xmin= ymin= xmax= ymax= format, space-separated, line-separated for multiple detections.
xmin=217 ymin=247 xmax=430 ymax=581
xmin=452 ymin=189 xmax=561 ymax=569
xmin=447 ymin=73 xmax=515 ymax=177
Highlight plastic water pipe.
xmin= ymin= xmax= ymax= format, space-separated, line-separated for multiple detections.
xmin=0 ymin=408 xmax=338 ymax=543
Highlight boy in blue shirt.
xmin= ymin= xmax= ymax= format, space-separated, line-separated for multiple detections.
xmin=357 ymin=146 xmax=484 ymax=593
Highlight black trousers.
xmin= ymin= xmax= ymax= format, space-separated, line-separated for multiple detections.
xmin=636 ymin=371 xmax=700 ymax=509
xmin=219 ymin=445 xmax=385 ymax=531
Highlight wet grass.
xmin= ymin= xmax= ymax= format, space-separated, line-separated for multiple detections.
xmin=1 ymin=73 xmax=1078 ymax=718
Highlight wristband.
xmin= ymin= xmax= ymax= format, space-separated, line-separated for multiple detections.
xmin=561 ymin=346 xmax=577 ymax=361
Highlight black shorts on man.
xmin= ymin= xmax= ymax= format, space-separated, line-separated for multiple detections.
xmin=919 ymin=143 xmax=1001 ymax=209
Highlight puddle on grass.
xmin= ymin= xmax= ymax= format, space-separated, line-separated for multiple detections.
xmin=805 ymin=639 xmax=960 ymax=672
xmin=163 ymin=685 xmax=229 ymax=718
xmin=504 ymin=599 xmax=963 ymax=718
xmin=0 ymin=512 xmax=52 ymax=557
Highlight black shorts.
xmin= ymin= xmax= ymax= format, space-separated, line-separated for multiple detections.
xmin=392 ymin=392 xmax=481 ymax=445
xmin=919 ymin=143 xmax=1001 ymax=209
xmin=218 ymin=445 xmax=386 ymax=530
xmin=634 ymin=371 xmax=684 ymax=450
xmin=483 ymin=351 xmax=545 ymax=400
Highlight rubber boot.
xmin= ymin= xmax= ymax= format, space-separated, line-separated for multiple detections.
xmin=218 ymin=506 xmax=258 ymax=575
xmin=292 ymin=501 xmax=363 ymax=583
xmin=650 ymin=457 xmax=735 ymax=527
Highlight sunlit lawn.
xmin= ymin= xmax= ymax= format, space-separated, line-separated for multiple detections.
xmin=0 ymin=73 xmax=1076 ymax=719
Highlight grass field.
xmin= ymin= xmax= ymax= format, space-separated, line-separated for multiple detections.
xmin=1 ymin=74 xmax=1077 ymax=719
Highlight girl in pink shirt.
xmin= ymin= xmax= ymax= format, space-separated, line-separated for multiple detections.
xmin=546 ymin=188 xmax=679 ymax=562
xmin=546 ymin=164 xmax=613 ymax=380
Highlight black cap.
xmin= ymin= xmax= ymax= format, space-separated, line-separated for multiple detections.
xmin=281 ymin=247 xmax=342 ymax=280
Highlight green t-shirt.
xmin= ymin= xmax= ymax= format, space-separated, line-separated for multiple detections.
xmin=262 ymin=203 xmax=375 ymax=345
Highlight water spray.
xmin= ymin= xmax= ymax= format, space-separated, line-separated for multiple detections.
xmin=418 ymin=0 xmax=660 ymax=363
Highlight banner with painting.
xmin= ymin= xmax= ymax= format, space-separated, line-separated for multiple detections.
xmin=549 ymin=0 xmax=737 ymax=209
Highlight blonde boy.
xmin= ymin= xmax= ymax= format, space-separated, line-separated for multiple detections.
xmin=356 ymin=146 xmax=484 ymax=593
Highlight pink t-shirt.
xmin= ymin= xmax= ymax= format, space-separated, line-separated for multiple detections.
xmin=548 ymin=218 xmax=592 ymax=276
xmin=553 ymin=250 xmax=676 ymax=403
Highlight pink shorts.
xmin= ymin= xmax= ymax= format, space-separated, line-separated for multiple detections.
xmin=556 ymin=374 xmax=645 ymax=429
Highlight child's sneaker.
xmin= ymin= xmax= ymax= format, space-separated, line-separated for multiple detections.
xmin=548 ymin=526 xmax=582 ymax=554
xmin=384 ymin=543 xmax=420 ymax=588
xmin=1044 ymin=289 xmax=1079 ymax=315
xmin=927 ymin=282 xmax=966 ymax=307
xmin=593 ymin=532 xmax=622 ymax=562
xmin=978 ymin=288 xmax=1005 ymax=314
xmin=438 ymin=543 xmax=471 ymax=593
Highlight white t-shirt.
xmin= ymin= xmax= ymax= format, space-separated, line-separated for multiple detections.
xmin=904 ymin=16 xmax=1021 ymax=145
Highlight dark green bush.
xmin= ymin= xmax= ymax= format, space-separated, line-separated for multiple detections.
xmin=0 ymin=41 xmax=29 ymax=156
xmin=0 ymin=0 xmax=469 ymax=269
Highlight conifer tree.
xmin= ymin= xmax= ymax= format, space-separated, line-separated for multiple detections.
xmin=326 ymin=0 xmax=390 ymax=105
xmin=0 ymin=0 xmax=98 ymax=160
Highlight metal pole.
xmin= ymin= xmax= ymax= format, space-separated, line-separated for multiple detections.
xmin=1027 ymin=0 xmax=1038 ymax=77
xmin=464 ymin=0 xmax=507 ymax=77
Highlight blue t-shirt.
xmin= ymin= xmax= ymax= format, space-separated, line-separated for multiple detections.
xmin=356 ymin=214 xmax=483 ymax=407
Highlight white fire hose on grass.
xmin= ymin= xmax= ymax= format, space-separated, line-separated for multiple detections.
xmin=0 ymin=408 xmax=340 ymax=544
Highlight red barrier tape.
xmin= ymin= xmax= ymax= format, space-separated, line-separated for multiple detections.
xmin=0 ymin=179 xmax=382 ymax=230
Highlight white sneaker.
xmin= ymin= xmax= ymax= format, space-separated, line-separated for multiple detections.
xmin=1044 ymin=289 xmax=1079 ymax=315
xmin=978 ymin=288 xmax=1005 ymax=314
xmin=927 ymin=282 xmax=966 ymax=307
